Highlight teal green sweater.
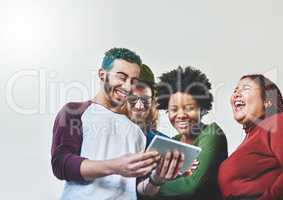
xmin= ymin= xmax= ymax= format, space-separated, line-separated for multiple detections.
xmin=157 ymin=123 xmax=227 ymax=200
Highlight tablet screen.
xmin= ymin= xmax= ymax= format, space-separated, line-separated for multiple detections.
xmin=146 ymin=135 xmax=201 ymax=174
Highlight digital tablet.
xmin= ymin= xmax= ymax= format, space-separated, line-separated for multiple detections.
xmin=146 ymin=135 xmax=202 ymax=174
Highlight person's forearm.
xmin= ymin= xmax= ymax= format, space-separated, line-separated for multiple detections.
xmin=80 ymin=159 xmax=116 ymax=181
xmin=257 ymin=173 xmax=283 ymax=200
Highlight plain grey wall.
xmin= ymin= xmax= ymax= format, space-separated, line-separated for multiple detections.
xmin=1 ymin=0 xmax=283 ymax=199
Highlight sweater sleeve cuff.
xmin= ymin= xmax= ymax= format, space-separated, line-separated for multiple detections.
xmin=65 ymin=154 xmax=87 ymax=182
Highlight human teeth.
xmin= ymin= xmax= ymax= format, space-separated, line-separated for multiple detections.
xmin=177 ymin=121 xmax=189 ymax=126
xmin=235 ymin=101 xmax=245 ymax=107
xmin=116 ymin=90 xmax=127 ymax=98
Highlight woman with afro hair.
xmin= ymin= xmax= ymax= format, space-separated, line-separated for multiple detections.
xmin=153 ymin=66 xmax=228 ymax=200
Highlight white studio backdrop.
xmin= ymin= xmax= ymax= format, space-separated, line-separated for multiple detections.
xmin=1 ymin=0 xmax=283 ymax=199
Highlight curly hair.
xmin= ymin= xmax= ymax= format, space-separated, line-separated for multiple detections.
xmin=157 ymin=66 xmax=213 ymax=115
xmin=102 ymin=47 xmax=142 ymax=71
xmin=147 ymin=96 xmax=159 ymax=130
xmin=240 ymin=74 xmax=283 ymax=117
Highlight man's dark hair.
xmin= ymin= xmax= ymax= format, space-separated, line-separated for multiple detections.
xmin=102 ymin=48 xmax=142 ymax=71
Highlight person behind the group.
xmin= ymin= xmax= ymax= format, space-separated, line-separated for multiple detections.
xmin=152 ymin=66 xmax=228 ymax=200
xmin=218 ymin=74 xmax=283 ymax=200
xmin=126 ymin=64 xmax=182 ymax=199
xmin=51 ymin=48 xmax=183 ymax=200
xmin=126 ymin=64 xmax=168 ymax=147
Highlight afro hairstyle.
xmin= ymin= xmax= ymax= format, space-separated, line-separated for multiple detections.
xmin=157 ymin=66 xmax=213 ymax=115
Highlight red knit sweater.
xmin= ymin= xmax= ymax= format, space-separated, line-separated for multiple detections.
xmin=218 ymin=113 xmax=283 ymax=200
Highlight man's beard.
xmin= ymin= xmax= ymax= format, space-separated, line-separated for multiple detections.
xmin=129 ymin=110 xmax=151 ymax=132
xmin=131 ymin=113 xmax=147 ymax=123
xmin=104 ymin=74 xmax=124 ymax=108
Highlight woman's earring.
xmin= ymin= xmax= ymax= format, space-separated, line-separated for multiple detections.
xmin=264 ymin=100 xmax=272 ymax=109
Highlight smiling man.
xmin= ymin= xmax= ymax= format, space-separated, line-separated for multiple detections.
xmin=51 ymin=48 xmax=160 ymax=200
xmin=126 ymin=64 xmax=168 ymax=147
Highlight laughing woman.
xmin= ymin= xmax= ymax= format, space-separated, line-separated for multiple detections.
xmin=153 ymin=66 xmax=228 ymax=200
xmin=218 ymin=74 xmax=283 ymax=200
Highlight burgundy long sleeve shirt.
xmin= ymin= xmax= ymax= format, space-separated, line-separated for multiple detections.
xmin=218 ymin=113 xmax=283 ymax=200
xmin=51 ymin=101 xmax=92 ymax=181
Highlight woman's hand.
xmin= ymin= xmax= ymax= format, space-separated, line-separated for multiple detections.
xmin=183 ymin=159 xmax=199 ymax=176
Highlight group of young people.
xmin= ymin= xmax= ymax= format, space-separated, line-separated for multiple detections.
xmin=51 ymin=47 xmax=283 ymax=200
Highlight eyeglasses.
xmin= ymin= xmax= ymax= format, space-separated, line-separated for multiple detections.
xmin=127 ymin=94 xmax=152 ymax=105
